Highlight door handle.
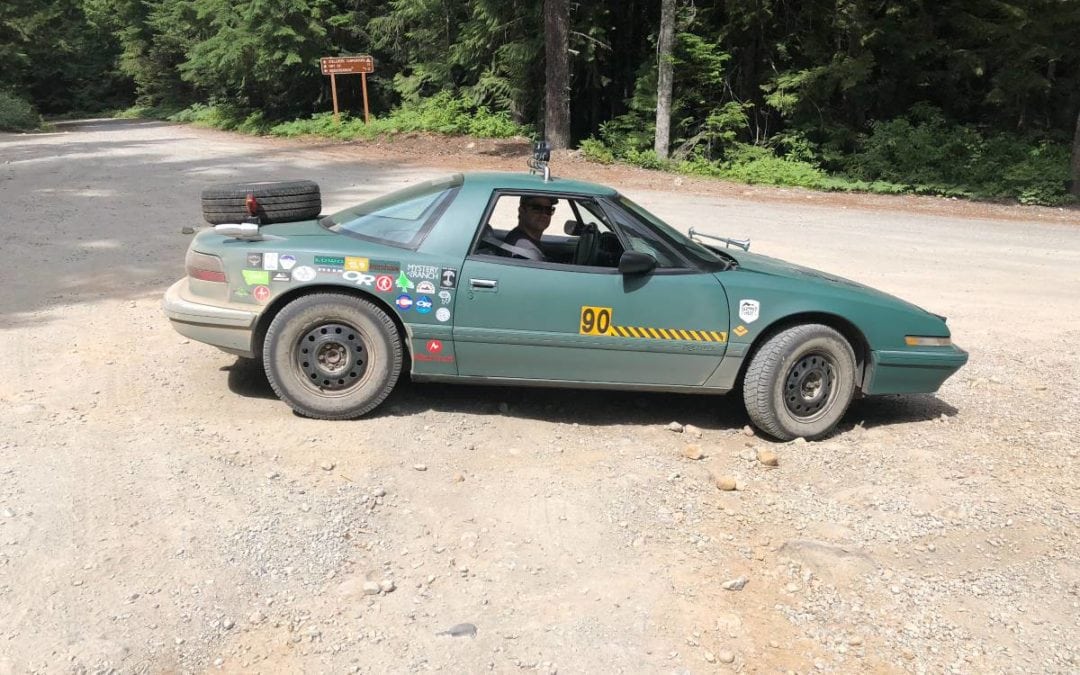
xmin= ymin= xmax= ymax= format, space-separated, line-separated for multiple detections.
xmin=470 ymin=279 xmax=497 ymax=289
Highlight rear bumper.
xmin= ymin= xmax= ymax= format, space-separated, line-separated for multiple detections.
xmin=162 ymin=279 xmax=258 ymax=357
xmin=865 ymin=345 xmax=969 ymax=395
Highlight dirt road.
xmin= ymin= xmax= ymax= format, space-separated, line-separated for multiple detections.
xmin=1 ymin=120 xmax=1077 ymax=674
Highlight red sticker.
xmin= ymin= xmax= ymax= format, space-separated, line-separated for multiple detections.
xmin=426 ymin=339 xmax=442 ymax=354
xmin=253 ymin=286 xmax=271 ymax=303
xmin=375 ymin=275 xmax=393 ymax=292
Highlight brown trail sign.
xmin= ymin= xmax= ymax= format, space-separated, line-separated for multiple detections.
xmin=320 ymin=56 xmax=374 ymax=124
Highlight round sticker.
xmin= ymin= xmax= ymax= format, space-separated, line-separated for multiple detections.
xmin=435 ymin=307 xmax=451 ymax=322
xmin=291 ymin=265 xmax=316 ymax=282
xmin=395 ymin=294 xmax=413 ymax=310
xmin=415 ymin=295 xmax=433 ymax=314
xmin=253 ymin=285 xmax=271 ymax=303
xmin=426 ymin=339 xmax=442 ymax=354
xmin=438 ymin=290 xmax=452 ymax=305
xmin=375 ymin=275 xmax=393 ymax=292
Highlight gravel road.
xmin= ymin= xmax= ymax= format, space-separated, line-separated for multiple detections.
xmin=1 ymin=119 xmax=1078 ymax=674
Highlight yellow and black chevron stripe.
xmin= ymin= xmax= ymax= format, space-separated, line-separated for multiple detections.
xmin=609 ymin=325 xmax=727 ymax=342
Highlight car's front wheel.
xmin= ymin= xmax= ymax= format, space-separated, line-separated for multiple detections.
xmin=263 ymin=294 xmax=402 ymax=419
xmin=742 ymin=324 xmax=856 ymax=441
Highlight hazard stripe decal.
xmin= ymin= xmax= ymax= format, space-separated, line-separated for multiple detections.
xmin=609 ymin=325 xmax=727 ymax=343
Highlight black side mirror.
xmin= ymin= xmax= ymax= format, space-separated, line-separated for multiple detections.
xmin=563 ymin=220 xmax=583 ymax=236
xmin=618 ymin=251 xmax=657 ymax=275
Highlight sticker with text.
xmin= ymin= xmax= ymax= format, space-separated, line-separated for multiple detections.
xmin=738 ymin=299 xmax=760 ymax=323
xmin=579 ymin=306 xmax=613 ymax=335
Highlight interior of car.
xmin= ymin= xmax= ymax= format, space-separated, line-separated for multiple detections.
xmin=474 ymin=194 xmax=625 ymax=267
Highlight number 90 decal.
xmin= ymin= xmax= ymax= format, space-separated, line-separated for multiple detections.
xmin=579 ymin=306 xmax=613 ymax=335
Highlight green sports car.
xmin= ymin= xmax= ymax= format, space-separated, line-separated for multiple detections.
xmin=163 ymin=153 xmax=967 ymax=440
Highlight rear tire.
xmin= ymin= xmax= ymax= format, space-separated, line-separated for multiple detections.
xmin=263 ymin=294 xmax=401 ymax=419
xmin=201 ymin=180 xmax=321 ymax=224
xmin=742 ymin=324 xmax=856 ymax=441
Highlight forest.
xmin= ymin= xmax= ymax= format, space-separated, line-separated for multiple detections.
xmin=2 ymin=0 xmax=1079 ymax=205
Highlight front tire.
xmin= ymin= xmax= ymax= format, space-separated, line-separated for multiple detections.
xmin=263 ymin=294 xmax=402 ymax=419
xmin=742 ymin=324 xmax=856 ymax=441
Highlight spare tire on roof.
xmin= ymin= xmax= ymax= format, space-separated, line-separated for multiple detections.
xmin=201 ymin=179 xmax=321 ymax=225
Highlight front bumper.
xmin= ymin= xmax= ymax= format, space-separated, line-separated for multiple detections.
xmin=162 ymin=279 xmax=259 ymax=357
xmin=864 ymin=344 xmax=969 ymax=395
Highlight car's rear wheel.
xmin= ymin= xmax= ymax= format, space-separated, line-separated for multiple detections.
xmin=263 ymin=294 xmax=402 ymax=419
xmin=742 ymin=324 xmax=856 ymax=441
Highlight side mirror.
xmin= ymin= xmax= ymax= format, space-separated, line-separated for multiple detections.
xmin=618 ymin=251 xmax=657 ymax=275
xmin=563 ymin=220 xmax=583 ymax=236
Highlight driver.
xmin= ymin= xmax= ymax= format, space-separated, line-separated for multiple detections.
xmin=504 ymin=196 xmax=557 ymax=262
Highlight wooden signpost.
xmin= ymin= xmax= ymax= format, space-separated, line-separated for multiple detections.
xmin=320 ymin=55 xmax=374 ymax=124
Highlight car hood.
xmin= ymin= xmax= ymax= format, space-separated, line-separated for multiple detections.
xmin=725 ymin=249 xmax=936 ymax=316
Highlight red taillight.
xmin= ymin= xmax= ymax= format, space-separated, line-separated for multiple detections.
xmin=185 ymin=249 xmax=227 ymax=283
xmin=245 ymin=193 xmax=258 ymax=215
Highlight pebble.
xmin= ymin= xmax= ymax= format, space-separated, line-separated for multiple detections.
xmin=741 ymin=425 xmax=755 ymax=437
xmin=362 ymin=581 xmax=381 ymax=595
xmin=437 ymin=622 xmax=477 ymax=638
xmin=756 ymin=449 xmax=779 ymax=466
xmin=712 ymin=474 xmax=738 ymax=491
xmin=222 ymin=618 xmax=235 ymax=630
xmin=667 ymin=421 xmax=684 ymax=432
xmin=266 ymin=471 xmax=280 ymax=479
xmin=372 ymin=487 xmax=386 ymax=498
xmin=683 ymin=424 xmax=703 ymax=438
xmin=413 ymin=464 xmax=427 ymax=472
xmin=320 ymin=460 xmax=334 ymax=471
xmin=682 ymin=444 xmax=704 ymax=460
xmin=180 ymin=226 xmax=196 ymax=234
xmin=722 ymin=576 xmax=748 ymax=591
xmin=451 ymin=472 xmax=465 ymax=482
xmin=717 ymin=650 xmax=735 ymax=664
xmin=704 ymin=651 xmax=716 ymax=663
xmin=379 ymin=579 xmax=396 ymax=593
xmin=248 ymin=611 xmax=265 ymax=624
xmin=1 ymin=508 xmax=13 ymax=518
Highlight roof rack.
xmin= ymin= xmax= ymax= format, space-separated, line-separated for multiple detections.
xmin=527 ymin=141 xmax=552 ymax=182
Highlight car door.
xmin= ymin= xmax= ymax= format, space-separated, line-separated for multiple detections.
xmin=452 ymin=195 xmax=730 ymax=386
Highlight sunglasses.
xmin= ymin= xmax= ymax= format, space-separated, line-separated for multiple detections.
xmin=524 ymin=203 xmax=556 ymax=215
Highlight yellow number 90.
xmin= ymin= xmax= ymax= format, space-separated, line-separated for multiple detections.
xmin=580 ymin=306 xmax=612 ymax=335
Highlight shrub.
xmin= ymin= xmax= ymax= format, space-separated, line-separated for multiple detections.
xmin=0 ymin=91 xmax=41 ymax=131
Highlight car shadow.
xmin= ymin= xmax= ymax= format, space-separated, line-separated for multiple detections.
xmin=222 ymin=357 xmax=959 ymax=436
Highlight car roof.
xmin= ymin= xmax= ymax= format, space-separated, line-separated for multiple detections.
xmin=460 ymin=171 xmax=618 ymax=196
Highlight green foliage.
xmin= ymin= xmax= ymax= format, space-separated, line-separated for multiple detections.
xmin=0 ymin=90 xmax=41 ymax=131
xmin=578 ymin=137 xmax=615 ymax=164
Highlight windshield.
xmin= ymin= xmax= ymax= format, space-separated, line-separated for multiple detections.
xmin=321 ymin=175 xmax=462 ymax=248
xmin=614 ymin=195 xmax=730 ymax=269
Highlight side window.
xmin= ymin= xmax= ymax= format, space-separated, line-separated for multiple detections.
xmin=605 ymin=206 xmax=686 ymax=269
xmin=472 ymin=194 xmax=624 ymax=268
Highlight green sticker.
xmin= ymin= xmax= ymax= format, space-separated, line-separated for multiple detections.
xmin=242 ymin=269 xmax=270 ymax=285
xmin=395 ymin=271 xmax=415 ymax=292
xmin=314 ymin=256 xmax=345 ymax=266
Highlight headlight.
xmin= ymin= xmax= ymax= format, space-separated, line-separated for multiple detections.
xmin=905 ymin=336 xmax=952 ymax=347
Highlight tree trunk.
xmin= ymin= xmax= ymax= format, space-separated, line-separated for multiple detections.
xmin=544 ymin=0 xmax=570 ymax=149
xmin=654 ymin=0 xmax=675 ymax=158
xmin=1072 ymin=108 xmax=1080 ymax=196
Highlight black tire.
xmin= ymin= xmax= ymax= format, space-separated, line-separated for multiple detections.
xmin=263 ymin=294 xmax=402 ymax=420
xmin=742 ymin=324 xmax=856 ymax=441
xmin=201 ymin=180 xmax=321 ymax=225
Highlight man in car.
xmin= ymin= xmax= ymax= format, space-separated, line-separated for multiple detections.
xmin=503 ymin=196 xmax=557 ymax=261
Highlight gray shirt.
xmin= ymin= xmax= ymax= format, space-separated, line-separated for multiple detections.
xmin=503 ymin=228 xmax=546 ymax=261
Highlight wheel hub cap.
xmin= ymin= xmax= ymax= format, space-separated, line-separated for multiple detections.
xmin=297 ymin=323 xmax=366 ymax=391
xmin=784 ymin=353 xmax=835 ymax=419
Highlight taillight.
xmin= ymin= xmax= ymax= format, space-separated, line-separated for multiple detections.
xmin=186 ymin=249 xmax=226 ymax=283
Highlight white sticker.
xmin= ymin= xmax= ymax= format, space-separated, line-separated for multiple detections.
xmin=406 ymin=264 xmax=439 ymax=280
xmin=438 ymin=290 xmax=452 ymax=305
xmin=262 ymin=252 xmax=279 ymax=271
xmin=416 ymin=280 xmax=436 ymax=294
xmin=739 ymin=299 xmax=760 ymax=323
xmin=291 ymin=266 xmax=316 ymax=282
xmin=279 ymin=254 xmax=297 ymax=270
xmin=342 ymin=271 xmax=375 ymax=287
xmin=435 ymin=307 xmax=451 ymax=322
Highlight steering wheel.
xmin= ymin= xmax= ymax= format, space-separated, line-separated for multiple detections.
xmin=573 ymin=223 xmax=599 ymax=266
